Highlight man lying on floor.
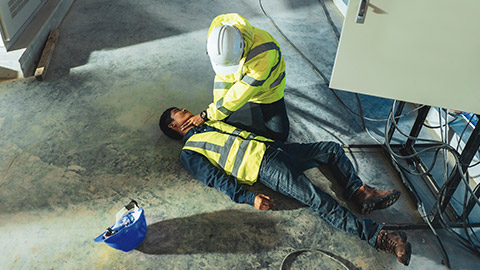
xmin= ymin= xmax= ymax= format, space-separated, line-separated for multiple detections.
xmin=159 ymin=107 xmax=412 ymax=265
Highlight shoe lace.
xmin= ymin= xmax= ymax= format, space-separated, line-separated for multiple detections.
xmin=378 ymin=231 xmax=397 ymax=254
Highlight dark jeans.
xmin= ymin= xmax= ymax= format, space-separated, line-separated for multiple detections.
xmin=259 ymin=98 xmax=290 ymax=142
xmin=258 ymin=141 xmax=382 ymax=247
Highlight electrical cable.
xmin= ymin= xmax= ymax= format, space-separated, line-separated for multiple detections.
xmin=419 ymin=203 xmax=451 ymax=268
xmin=423 ymin=118 xmax=458 ymax=129
xmin=354 ymin=93 xmax=366 ymax=130
xmin=313 ymin=1 xmax=480 ymax=264
xmin=256 ymin=2 xmax=367 ymax=268
xmin=436 ymin=108 xmax=451 ymax=268
xmin=466 ymin=184 xmax=480 ymax=243
xmin=319 ymin=0 xmax=476 ymax=180
xmin=456 ymin=114 xmax=475 ymax=152
xmin=259 ymin=0 xmax=480 ymax=265
xmin=422 ymin=108 xmax=459 ymax=129
xmin=317 ymin=0 xmax=341 ymax=42
xmin=455 ymin=114 xmax=480 ymax=168
xmin=462 ymin=179 xmax=480 ymax=249
xmin=383 ymin=107 xmax=476 ymax=270
xmin=469 ymin=160 xmax=480 ymax=168
xmin=261 ymin=0 xmax=451 ymax=182
xmin=322 ymin=5 xmax=480 ymax=267
xmin=436 ymin=173 xmax=480 ymax=256
xmin=382 ymin=102 xmax=451 ymax=178
xmin=441 ymin=108 xmax=448 ymax=204
xmin=266 ymin=0 xmax=480 ymax=215
xmin=434 ymin=153 xmax=480 ymax=254
xmin=260 ymin=0 xmax=472 ymax=175
xmin=385 ymin=103 xmax=480 ymax=209
xmin=258 ymin=0 xmax=426 ymax=123
xmin=385 ymin=105 xmax=463 ymax=164
xmin=313 ymin=2 xmax=480 ymax=263
xmin=279 ymin=248 xmax=358 ymax=270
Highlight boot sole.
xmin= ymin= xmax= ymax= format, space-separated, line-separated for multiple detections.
xmin=398 ymin=231 xmax=410 ymax=266
xmin=360 ymin=190 xmax=401 ymax=214
xmin=398 ymin=242 xmax=412 ymax=266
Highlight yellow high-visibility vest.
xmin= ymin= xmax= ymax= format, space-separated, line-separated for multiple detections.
xmin=206 ymin=13 xmax=286 ymax=121
xmin=183 ymin=121 xmax=274 ymax=185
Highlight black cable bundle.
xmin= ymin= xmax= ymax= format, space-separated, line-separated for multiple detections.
xmin=258 ymin=0 xmax=480 ymax=267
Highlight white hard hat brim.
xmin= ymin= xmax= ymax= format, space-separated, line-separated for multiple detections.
xmin=211 ymin=60 xmax=241 ymax=75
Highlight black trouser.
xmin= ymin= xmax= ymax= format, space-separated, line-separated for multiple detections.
xmin=224 ymin=97 xmax=290 ymax=142
xmin=258 ymin=98 xmax=290 ymax=142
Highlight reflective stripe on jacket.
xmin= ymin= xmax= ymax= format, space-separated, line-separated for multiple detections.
xmin=182 ymin=121 xmax=274 ymax=185
xmin=206 ymin=13 xmax=286 ymax=121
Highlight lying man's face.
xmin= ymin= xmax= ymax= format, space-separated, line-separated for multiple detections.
xmin=168 ymin=108 xmax=194 ymax=134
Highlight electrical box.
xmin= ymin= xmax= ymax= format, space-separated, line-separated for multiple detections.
xmin=330 ymin=0 xmax=480 ymax=115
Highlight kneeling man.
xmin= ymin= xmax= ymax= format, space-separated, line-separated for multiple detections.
xmin=159 ymin=107 xmax=412 ymax=265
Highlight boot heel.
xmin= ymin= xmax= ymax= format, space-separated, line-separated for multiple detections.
xmin=398 ymin=242 xmax=412 ymax=266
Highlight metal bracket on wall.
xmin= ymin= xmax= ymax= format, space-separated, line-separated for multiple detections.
xmin=356 ymin=0 xmax=369 ymax=24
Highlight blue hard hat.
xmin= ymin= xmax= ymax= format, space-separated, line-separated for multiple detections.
xmin=94 ymin=201 xmax=147 ymax=252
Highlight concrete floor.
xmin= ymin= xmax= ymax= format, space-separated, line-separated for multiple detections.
xmin=1 ymin=0 xmax=479 ymax=269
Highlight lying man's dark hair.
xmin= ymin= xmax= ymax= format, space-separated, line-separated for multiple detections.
xmin=159 ymin=107 xmax=183 ymax=140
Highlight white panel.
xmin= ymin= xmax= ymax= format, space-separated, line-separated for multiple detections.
xmin=0 ymin=0 xmax=42 ymax=41
xmin=330 ymin=0 xmax=480 ymax=114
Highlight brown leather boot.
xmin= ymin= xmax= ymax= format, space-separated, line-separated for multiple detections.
xmin=376 ymin=230 xmax=412 ymax=266
xmin=353 ymin=184 xmax=401 ymax=214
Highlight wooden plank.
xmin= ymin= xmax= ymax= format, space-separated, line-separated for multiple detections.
xmin=34 ymin=29 xmax=59 ymax=81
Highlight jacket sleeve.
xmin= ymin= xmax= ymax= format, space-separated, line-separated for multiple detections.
xmin=212 ymin=75 xmax=230 ymax=104
xmin=206 ymin=50 xmax=277 ymax=121
xmin=180 ymin=149 xmax=257 ymax=205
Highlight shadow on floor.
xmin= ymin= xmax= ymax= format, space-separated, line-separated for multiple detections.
xmin=136 ymin=209 xmax=283 ymax=255
xmin=48 ymin=0 xmax=322 ymax=79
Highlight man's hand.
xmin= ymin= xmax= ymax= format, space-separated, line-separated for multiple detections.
xmin=254 ymin=194 xmax=274 ymax=210
xmin=181 ymin=114 xmax=205 ymax=130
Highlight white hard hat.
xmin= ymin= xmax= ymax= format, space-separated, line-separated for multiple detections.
xmin=207 ymin=25 xmax=245 ymax=75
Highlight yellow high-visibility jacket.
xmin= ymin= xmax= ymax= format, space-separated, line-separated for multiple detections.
xmin=182 ymin=120 xmax=274 ymax=185
xmin=206 ymin=13 xmax=286 ymax=121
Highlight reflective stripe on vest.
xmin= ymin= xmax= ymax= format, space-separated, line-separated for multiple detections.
xmin=212 ymin=42 xmax=284 ymax=116
xmin=183 ymin=122 xmax=272 ymax=184
xmin=214 ymin=81 xmax=235 ymax=90
xmin=184 ymin=128 xmax=245 ymax=175
xmin=241 ymin=42 xmax=282 ymax=87
xmin=218 ymin=129 xmax=241 ymax=168
xmin=231 ymin=137 xmax=250 ymax=177
xmin=215 ymin=98 xmax=234 ymax=116
xmin=215 ymin=42 xmax=283 ymax=91
xmin=270 ymin=71 xmax=285 ymax=88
